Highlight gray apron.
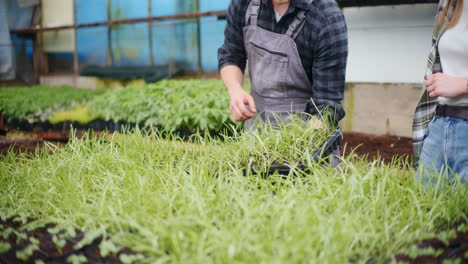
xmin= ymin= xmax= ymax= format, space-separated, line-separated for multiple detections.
xmin=243 ymin=0 xmax=341 ymax=166
xmin=244 ymin=0 xmax=313 ymax=129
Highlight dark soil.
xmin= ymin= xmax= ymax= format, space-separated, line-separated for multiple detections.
xmin=393 ymin=222 xmax=468 ymax=264
xmin=1 ymin=130 xmax=414 ymax=163
xmin=1 ymin=218 xmax=466 ymax=264
xmin=341 ymin=131 xmax=413 ymax=164
xmin=0 ymin=218 xmax=139 ymax=264
xmin=0 ymin=136 xmax=63 ymax=157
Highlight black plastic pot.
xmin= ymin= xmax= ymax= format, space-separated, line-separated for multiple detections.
xmin=2 ymin=114 xmax=238 ymax=141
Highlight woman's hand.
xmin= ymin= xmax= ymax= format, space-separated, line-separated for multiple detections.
xmin=426 ymin=73 xmax=468 ymax=98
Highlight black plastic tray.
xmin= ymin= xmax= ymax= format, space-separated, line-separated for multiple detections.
xmin=243 ymin=127 xmax=343 ymax=177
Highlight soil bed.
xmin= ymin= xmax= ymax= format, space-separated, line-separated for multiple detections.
xmin=393 ymin=222 xmax=468 ymax=264
xmin=0 ymin=218 xmax=139 ymax=264
xmin=0 ymin=136 xmax=63 ymax=157
xmin=1 ymin=130 xmax=414 ymax=163
xmin=341 ymin=131 xmax=413 ymax=164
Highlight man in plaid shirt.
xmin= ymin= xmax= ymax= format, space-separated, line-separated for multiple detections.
xmin=218 ymin=0 xmax=348 ymax=130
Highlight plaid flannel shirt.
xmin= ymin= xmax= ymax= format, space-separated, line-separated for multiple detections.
xmin=412 ymin=0 xmax=457 ymax=167
xmin=218 ymin=0 xmax=348 ymax=122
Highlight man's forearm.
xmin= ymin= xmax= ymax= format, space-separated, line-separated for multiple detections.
xmin=220 ymin=65 xmax=245 ymax=96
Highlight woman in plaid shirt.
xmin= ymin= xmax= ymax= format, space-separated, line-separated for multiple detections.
xmin=414 ymin=0 xmax=468 ymax=183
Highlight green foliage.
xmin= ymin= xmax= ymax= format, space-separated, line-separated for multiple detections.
xmin=119 ymin=253 xmax=146 ymax=264
xmin=52 ymin=235 xmax=66 ymax=249
xmin=231 ymin=116 xmax=336 ymax=167
xmin=88 ymin=79 xmax=237 ymax=131
xmin=47 ymin=104 xmax=96 ymax=124
xmin=0 ymin=241 xmax=11 ymax=253
xmin=0 ymin=125 xmax=466 ymax=263
xmin=437 ymin=229 xmax=457 ymax=245
xmin=398 ymin=244 xmax=443 ymax=258
xmin=0 ymin=86 xmax=103 ymax=122
xmin=457 ymin=223 xmax=468 ymax=232
xmin=66 ymin=254 xmax=87 ymax=264
xmin=1 ymin=80 xmax=245 ymax=132
xmin=15 ymin=244 xmax=39 ymax=261
xmin=99 ymin=240 xmax=120 ymax=257
xmin=442 ymin=259 xmax=462 ymax=264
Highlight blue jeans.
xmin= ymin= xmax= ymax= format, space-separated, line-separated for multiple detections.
xmin=418 ymin=116 xmax=468 ymax=184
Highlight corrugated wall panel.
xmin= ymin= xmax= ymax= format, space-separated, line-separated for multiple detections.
xmin=76 ymin=0 xmax=108 ymax=67
xmin=77 ymin=26 xmax=109 ymax=66
xmin=200 ymin=0 xmax=229 ymax=71
xmin=151 ymin=0 xmax=198 ymax=71
xmin=112 ymin=23 xmax=150 ymax=66
xmin=76 ymin=0 xmax=107 ymax=23
xmin=151 ymin=20 xmax=198 ymax=71
xmin=110 ymin=0 xmax=150 ymax=66
xmin=75 ymin=0 xmax=199 ymax=70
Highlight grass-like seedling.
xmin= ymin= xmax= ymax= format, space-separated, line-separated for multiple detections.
xmin=0 ymin=123 xmax=466 ymax=263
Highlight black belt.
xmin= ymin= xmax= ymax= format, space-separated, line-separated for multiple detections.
xmin=435 ymin=104 xmax=468 ymax=121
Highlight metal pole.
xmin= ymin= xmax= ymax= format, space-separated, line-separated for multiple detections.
xmin=73 ymin=0 xmax=79 ymax=84
xmin=106 ymin=0 xmax=113 ymax=66
xmin=148 ymin=0 xmax=154 ymax=66
xmin=11 ymin=10 xmax=228 ymax=34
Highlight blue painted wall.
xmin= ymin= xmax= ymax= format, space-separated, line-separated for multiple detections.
xmin=76 ymin=0 xmax=109 ymax=66
xmin=7 ymin=0 xmax=35 ymax=59
xmin=200 ymin=0 xmax=230 ymax=71
xmin=5 ymin=0 xmax=229 ymax=74
xmin=74 ymin=0 xmax=206 ymax=71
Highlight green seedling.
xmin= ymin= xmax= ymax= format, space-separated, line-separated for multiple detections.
xmin=52 ymin=235 xmax=67 ymax=254
xmin=47 ymin=226 xmax=62 ymax=235
xmin=16 ymin=244 xmax=39 ymax=261
xmin=99 ymin=240 xmax=120 ymax=257
xmin=398 ymin=244 xmax=443 ymax=259
xmin=13 ymin=215 xmax=28 ymax=225
xmin=442 ymin=259 xmax=462 ymax=264
xmin=119 ymin=253 xmax=146 ymax=264
xmin=29 ymin=237 xmax=40 ymax=245
xmin=74 ymin=229 xmax=103 ymax=250
xmin=457 ymin=224 xmax=468 ymax=233
xmin=67 ymin=254 xmax=87 ymax=264
xmin=438 ymin=229 xmax=457 ymax=245
xmin=15 ymin=231 xmax=28 ymax=244
xmin=1 ymin=227 xmax=14 ymax=240
xmin=0 ymin=241 xmax=11 ymax=253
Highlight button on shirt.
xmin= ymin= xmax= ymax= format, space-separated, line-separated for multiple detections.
xmin=218 ymin=0 xmax=348 ymax=121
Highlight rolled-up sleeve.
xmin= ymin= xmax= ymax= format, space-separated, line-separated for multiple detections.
xmin=308 ymin=12 xmax=348 ymax=123
xmin=218 ymin=0 xmax=247 ymax=72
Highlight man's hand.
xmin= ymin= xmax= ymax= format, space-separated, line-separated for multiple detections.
xmin=426 ymin=73 xmax=468 ymax=98
xmin=229 ymin=88 xmax=257 ymax=122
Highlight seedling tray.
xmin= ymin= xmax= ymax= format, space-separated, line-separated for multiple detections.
xmin=243 ymin=127 xmax=343 ymax=177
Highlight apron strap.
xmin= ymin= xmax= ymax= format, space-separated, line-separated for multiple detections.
xmin=285 ymin=10 xmax=307 ymax=39
xmin=245 ymin=0 xmax=261 ymax=26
